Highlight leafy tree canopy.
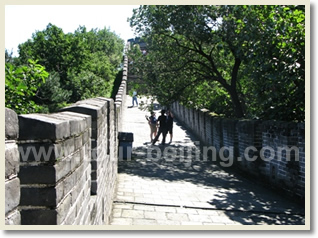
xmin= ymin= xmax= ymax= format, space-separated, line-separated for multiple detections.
xmin=129 ymin=5 xmax=305 ymax=121
xmin=6 ymin=23 xmax=125 ymax=113
xmin=5 ymin=59 xmax=49 ymax=114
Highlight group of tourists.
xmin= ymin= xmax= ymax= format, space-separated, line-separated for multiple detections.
xmin=146 ymin=109 xmax=174 ymax=145
xmin=131 ymin=90 xmax=174 ymax=145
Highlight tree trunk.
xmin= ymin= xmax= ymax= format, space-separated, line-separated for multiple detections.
xmin=229 ymin=57 xmax=244 ymax=118
xmin=217 ymin=57 xmax=245 ymax=118
xmin=228 ymin=86 xmax=244 ymax=118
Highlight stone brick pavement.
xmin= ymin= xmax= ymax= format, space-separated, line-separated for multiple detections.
xmin=110 ymin=95 xmax=305 ymax=227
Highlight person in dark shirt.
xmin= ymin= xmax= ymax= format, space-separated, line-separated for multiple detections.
xmin=152 ymin=109 xmax=168 ymax=145
xmin=166 ymin=110 xmax=174 ymax=143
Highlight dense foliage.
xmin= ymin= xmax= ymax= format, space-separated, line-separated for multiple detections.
xmin=5 ymin=23 xmax=124 ymax=114
xmin=5 ymin=59 xmax=49 ymax=114
xmin=129 ymin=5 xmax=305 ymax=121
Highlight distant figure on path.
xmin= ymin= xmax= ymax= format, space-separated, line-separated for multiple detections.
xmin=166 ymin=110 xmax=174 ymax=143
xmin=146 ymin=111 xmax=157 ymax=143
xmin=152 ymin=109 xmax=168 ymax=145
xmin=132 ymin=90 xmax=138 ymax=107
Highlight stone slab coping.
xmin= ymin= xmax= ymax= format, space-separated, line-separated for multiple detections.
xmin=18 ymin=112 xmax=91 ymax=141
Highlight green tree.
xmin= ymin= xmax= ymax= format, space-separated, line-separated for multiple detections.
xmin=129 ymin=5 xmax=305 ymax=121
xmin=16 ymin=23 xmax=124 ymax=111
xmin=5 ymin=59 xmax=49 ymax=114
xmin=241 ymin=5 xmax=305 ymax=121
xmin=36 ymin=71 xmax=72 ymax=112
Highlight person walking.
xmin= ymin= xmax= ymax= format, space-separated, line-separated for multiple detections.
xmin=146 ymin=111 xmax=157 ymax=143
xmin=166 ymin=110 xmax=174 ymax=143
xmin=152 ymin=109 xmax=168 ymax=145
xmin=132 ymin=90 xmax=138 ymax=107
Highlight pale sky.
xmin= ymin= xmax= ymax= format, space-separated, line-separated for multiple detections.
xmin=5 ymin=5 xmax=139 ymax=56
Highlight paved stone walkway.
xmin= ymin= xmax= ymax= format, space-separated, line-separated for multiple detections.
xmin=110 ymin=95 xmax=305 ymax=226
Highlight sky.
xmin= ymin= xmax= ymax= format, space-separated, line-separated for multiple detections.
xmin=5 ymin=5 xmax=139 ymax=56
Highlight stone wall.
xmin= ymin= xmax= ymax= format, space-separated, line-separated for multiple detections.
xmin=5 ymin=98 xmax=122 ymax=225
xmin=171 ymin=102 xmax=305 ymax=199
xmin=18 ymin=110 xmax=92 ymax=225
xmin=4 ymin=44 xmax=129 ymax=225
xmin=115 ymin=52 xmax=128 ymax=132
xmin=5 ymin=108 xmax=21 ymax=225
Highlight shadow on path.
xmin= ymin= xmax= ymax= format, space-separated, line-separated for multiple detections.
xmin=117 ymin=96 xmax=305 ymax=225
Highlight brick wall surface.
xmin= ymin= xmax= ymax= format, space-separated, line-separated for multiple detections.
xmin=171 ymin=102 xmax=305 ymax=199
xmin=18 ymin=111 xmax=92 ymax=225
xmin=236 ymin=120 xmax=263 ymax=176
xmin=6 ymin=97 xmax=122 ymax=225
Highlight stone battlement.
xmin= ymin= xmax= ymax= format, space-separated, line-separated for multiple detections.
xmin=4 ymin=48 xmax=129 ymax=226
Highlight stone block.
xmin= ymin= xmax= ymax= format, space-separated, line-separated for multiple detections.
xmin=61 ymin=204 xmax=76 ymax=225
xmin=74 ymin=134 xmax=83 ymax=150
xmin=54 ymin=157 xmax=72 ymax=182
xmin=5 ymin=142 xmax=20 ymax=178
xmin=70 ymin=149 xmax=83 ymax=171
xmin=83 ymin=129 xmax=91 ymax=145
xmin=19 ymin=166 xmax=56 ymax=184
xmin=91 ymin=181 xmax=97 ymax=195
xmin=18 ymin=114 xmax=71 ymax=141
xmin=5 ymin=108 xmax=19 ymax=140
xmin=21 ymin=209 xmax=57 ymax=225
xmin=80 ymin=98 xmax=108 ymax=114
xmin=5 ymin=209 xmax=21 ymax=225
xmin=61 ymin=137 xmax=75 ymax=158
xmin=74 ymin=159 xmax=86 ymax=182
xmin=5 ymin=178 xmax=20 ymax=214
xmin=20 ymin=186 xmax=57 ymax=206
xmin=91 ymin=160 xmax=98 ymax=170
xmin=61 ymin=103 xmax=100 ymax=121
xmin=63 ymin=172 xmax=76 ymax=196
xmin=91 ymin=171 xmax=97 ymax=180
xmin=56 ymin=193 xmax=72 ymax=224
xmin=13 ymin=96 xmax=119 ymax=225
xmin=51 ymin=111 xmax=91 ymax=136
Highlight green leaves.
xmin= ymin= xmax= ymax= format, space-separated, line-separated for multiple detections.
xmin=129 ymin=5 xmax=305 ymax=121
xmin=12 ymin=23 xmax=124 ymax=113
xmin=5 ymin=60 xmax=49 ymax=114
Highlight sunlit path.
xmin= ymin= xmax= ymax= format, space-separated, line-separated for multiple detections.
xmin=110 ymin=95 xmax=305 ymax=226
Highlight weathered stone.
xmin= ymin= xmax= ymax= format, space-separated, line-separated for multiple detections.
xmin=20 ymin=187 xmax=57 ymax=206
xmin=21 ymin=209 xmax=57 ymax=225
xmin=91 ymin=181 xmax=97 ymax=195
xmin=48 ymin=112 xmax=91 ymax=137
xmin=54 ymin=157 xmax=72 ymax=182
xmin=13 ymin=92 xmax=119 ymax=225
xmin=56 ymin=193 xmax=72 ymax=224
xmin=5 ymin=209 xmax=21 ymax=225
xmin=5 ymin=108 xmax=19 ymax=140
xmin=61 ymin=104 xmax=100 ymax=121
xmin=5 ymin=178 xmax=20 ymax=214
xmin=19 ymin=166 xmax=56 ymax=184
xmin=5 ymin=142 xmax=20 ymax=178
xmin=18 ymin=114 xmax=71 ymax=141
